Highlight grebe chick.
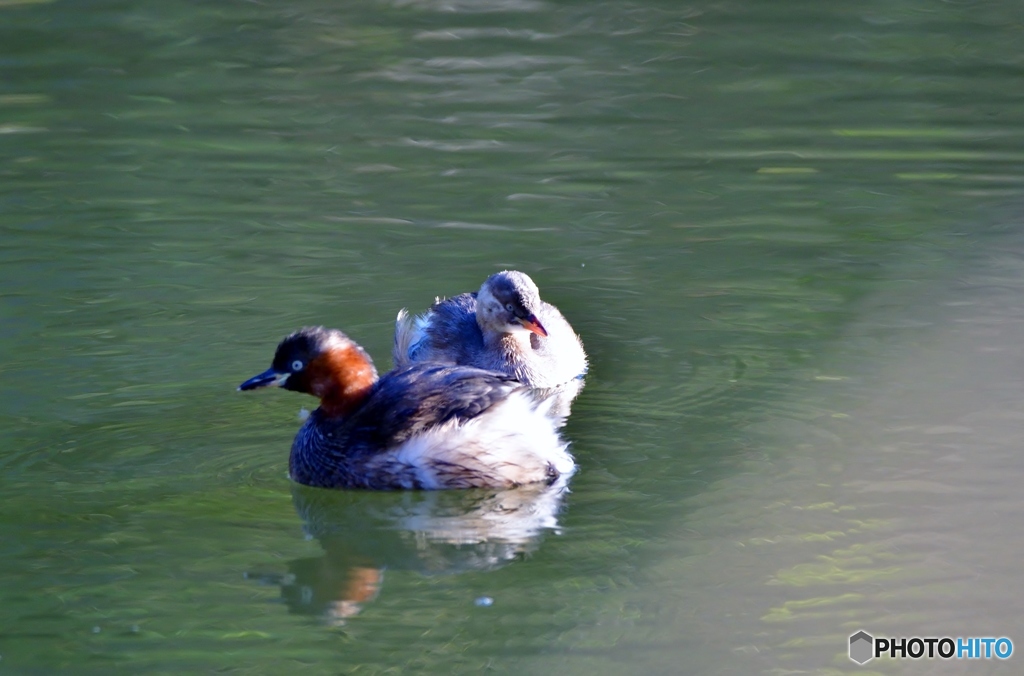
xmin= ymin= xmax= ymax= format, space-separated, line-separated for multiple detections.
xmin=394 ymin=270 xmax=587 ymax=390
xmin=239 ymin=326 xmax=574 ymax=490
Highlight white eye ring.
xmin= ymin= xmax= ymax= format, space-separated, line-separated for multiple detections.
xmin=291 ymin=360 xmax=304 ymax=371
xmin=505 ymin=303 xmax=515 ymax=312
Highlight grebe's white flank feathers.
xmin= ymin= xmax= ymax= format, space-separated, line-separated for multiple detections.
xmin=369 ymin=389 xmax=573 ymax=490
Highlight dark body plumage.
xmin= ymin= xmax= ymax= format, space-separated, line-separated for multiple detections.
xmin=406 ymin=294 xmax=487 ymax=365
xmin=291 ymin=364 xmax=520 ymax=488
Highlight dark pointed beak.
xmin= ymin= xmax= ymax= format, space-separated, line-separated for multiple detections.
xmin=238 ymin=368 xmax=289 ymax=391
xmin=517 ymin=314 xmax=548 ymax=338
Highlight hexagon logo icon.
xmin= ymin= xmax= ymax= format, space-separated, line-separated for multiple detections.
xmin=849 ymin=630 xmax=874 ymax=664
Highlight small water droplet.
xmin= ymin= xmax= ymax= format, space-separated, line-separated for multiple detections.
xmin=92 ymin=626 xmax=101 ymax=634
xmin=475 ymin=596 xmax=494 ymax=607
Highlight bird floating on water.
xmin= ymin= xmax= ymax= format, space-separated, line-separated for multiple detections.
xmin=239 ymin=326 xmax=574 ymax=490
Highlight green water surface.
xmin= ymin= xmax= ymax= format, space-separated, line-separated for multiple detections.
xmin=2 ymin=1 xmax=1024 ymax=674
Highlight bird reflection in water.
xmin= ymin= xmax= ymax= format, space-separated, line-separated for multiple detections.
xmin=247 ymin=478 xmax=570 ymax=625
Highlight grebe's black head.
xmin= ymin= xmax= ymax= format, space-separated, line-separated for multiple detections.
xmin=476 ymin=270 xmax=548 ymax=338
xmin=239 ymin=327 xmax=377 ymax=399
